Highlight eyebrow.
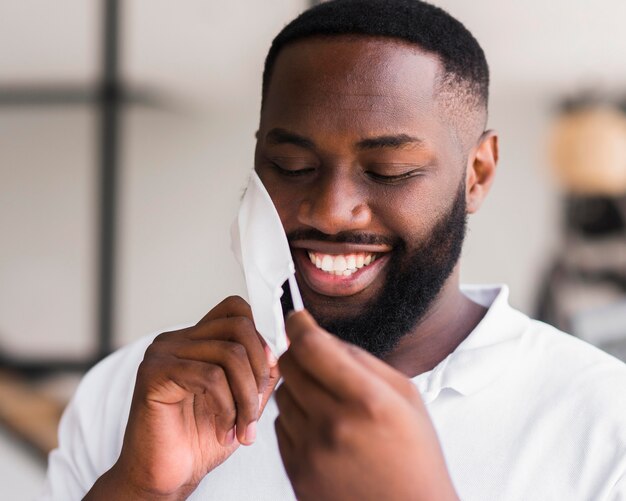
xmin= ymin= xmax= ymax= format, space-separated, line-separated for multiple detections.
xmin=355 ymin=134 xmax=424 ymax=150
xmin=265 ymin=128 xmax=424 ymax=151
xmin=266 ymin=128 xmax=315 ymax=150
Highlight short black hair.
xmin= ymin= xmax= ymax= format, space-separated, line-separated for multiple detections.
xmin=261 ymin=0 xmax=490 ymax=134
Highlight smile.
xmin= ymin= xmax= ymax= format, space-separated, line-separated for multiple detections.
xmin=290 ymin=240 xmax=392 ymax=297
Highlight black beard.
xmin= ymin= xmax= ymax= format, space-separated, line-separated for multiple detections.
xmin=282 ymin=178 xmax=467 ymax=359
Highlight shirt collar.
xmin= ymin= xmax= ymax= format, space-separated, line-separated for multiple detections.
xmin=412 ymin=284 xmax=530 ymax=403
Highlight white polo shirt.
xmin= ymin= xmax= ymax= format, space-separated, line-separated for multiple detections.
xmin=41 ymin=285 xmax=626 ymax=500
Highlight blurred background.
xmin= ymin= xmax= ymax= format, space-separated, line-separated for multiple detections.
xmin=1 ymin=0 xmax=625 ymax=498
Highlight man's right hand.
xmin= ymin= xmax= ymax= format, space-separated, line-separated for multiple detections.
xmin=84 ymin=296 xmax=280 ymax=501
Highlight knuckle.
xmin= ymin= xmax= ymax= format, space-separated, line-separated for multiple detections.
xmin=230 ymin=315 xmax=254 ymax=334
xmin=345 ymin=343 xmax=363 ymax=357
xmin=153 ymin=330 xmax=173 ymax=343
xmin=322 ymin=418 xmax=352 ymax=448
xmin=204 ymin=364 xmax=226 ymax=385
xmin=136 ymin=359 xmax=152 ymax=376
xmin=224 ymin=295 xmax=248 ymax=310
xmin=143 ymin=341 xmax=164 ymax=359
xmin=136 ymin=358 xmax=165 ymax=387
xmin=257 ymin=362 xmax=270 ymax=383
xmin=225 ymin=341 xmax=247 ymax=360
xmin=213 ymin=401 xmax=237 ymax=425
xmin=360 ymin=391 xmax=387 ymax=420
xmin=220 ymin=404 xmax=237 ymax=422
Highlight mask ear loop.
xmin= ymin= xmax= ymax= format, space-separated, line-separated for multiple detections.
xmin=288 ymin=274 xmax=304 ymax=312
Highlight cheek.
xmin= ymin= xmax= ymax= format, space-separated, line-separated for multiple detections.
xmin=369 ymin=182 xmax=447 ymax=242
xmin=274 ymin=195 xmax=301 ymax=229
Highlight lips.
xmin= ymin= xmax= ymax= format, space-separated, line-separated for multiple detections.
xmin=290 ymin=240 xmax=392 ymax=297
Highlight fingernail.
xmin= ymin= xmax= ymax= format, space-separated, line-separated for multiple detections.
xmin=258 ymin=393 xmax=263 ymax=411
xmin=225 ymin=426 xmax=236 ymax=445
xmin=264 ymin=345 xmax=278 ymax=367
xmin=245 ymin=420 xmax=257 ymax=444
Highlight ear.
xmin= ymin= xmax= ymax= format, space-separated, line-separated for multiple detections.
xmin=465 ymin=130 xmax=498 ymax=214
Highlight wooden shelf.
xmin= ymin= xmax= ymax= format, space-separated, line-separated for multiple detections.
xmin=0 ymin=371 xmax=67 ymax=459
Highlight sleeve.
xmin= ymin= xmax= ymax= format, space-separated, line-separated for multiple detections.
xmin=38 ymin=388 xmax=105 ymax=500
xmin=37 ymin=334 xmax=156 ymax=500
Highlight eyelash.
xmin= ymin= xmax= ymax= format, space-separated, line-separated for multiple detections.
xmin=270 ymin=162 xmax=421 ymax=184
xmin=270 ymin=162 xmax=315 ymax=177
xmin=366 ymin=170 xmax=421 ymax=184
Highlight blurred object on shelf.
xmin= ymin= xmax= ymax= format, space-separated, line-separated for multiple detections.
xmin=538 ymin=95 xmax=626 ymax=360
xmin=549 ymin=104 xmax=626 ymax=195
xmin=0 ymin=371 xmax=72 ymax=459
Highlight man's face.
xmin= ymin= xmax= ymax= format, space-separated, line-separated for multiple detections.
xmin=255 ymin=37 xmax=469 ymax=356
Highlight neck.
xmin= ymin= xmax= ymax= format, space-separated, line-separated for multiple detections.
xmin=383 ymin=266 xmax=487 ymax=378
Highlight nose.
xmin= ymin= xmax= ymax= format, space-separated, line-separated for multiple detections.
xmin=297 ymin=172 xmax=371 ymax=235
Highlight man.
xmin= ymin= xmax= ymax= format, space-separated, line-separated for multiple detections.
xmin=42 ymin=1 xmax=626 ymax=499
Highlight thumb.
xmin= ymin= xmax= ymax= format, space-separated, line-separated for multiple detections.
xmin=285 ymin=309 xmax=324 ymax=343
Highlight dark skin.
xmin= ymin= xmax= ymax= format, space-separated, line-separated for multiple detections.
xmin=255 ymin=37 xmax=497 ymax=377
xmin=84 ymin=36 xmax=497 ymax=500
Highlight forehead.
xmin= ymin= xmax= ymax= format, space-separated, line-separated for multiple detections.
xmin=261 ymin=36 xmax=444 ymax=138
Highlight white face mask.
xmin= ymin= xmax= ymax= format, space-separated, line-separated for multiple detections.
xmin=230 ymin=170 xmax=303 ymax=357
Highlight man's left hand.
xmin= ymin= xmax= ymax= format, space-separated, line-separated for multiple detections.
xmin=275 ymin=310 xmax=459 ymax=501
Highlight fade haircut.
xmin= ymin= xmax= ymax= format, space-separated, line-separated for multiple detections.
xmin=261 ymin=0 xmax=490 ymax=144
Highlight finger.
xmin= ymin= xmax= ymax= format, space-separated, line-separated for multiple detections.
xmin=274 ymin=383 xmax=308 ymax=446
xmin=142 ymin=357 xmax=237 ymax=445
xmin=278 ymin=349 xmax=338 ymax=416
xmin=197 ymin=295 xmax=252 ymax=325
xmin=186 ymin=316 xmax=271 ymax=392
xmin=260 ymin=363 xmax=281 ymax=414
xmin=341 ymin=342 xmax=424 ymax=406
xmin=285 ymin=310 xmax=390 ymax=402
xmin=163 ymin=339 xmax=262 ymax=442
xmin=197 ymin=296 xmax=276 ymax=367
xmin=194 ymin=295 xmax=278 ymax=369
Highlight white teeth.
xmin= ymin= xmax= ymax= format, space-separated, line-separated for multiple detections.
xmin=333 ymin=255 xmax=347 ymax=272
xmin=306 ymin=251 xmax=379 ymax=275
xmin=356 ymin=254 xmax=365 ymax=268
xmin=321 ymin=255 xmax=334 ymax=271
xmin=346 ymin=255 xmax=356 ymax=270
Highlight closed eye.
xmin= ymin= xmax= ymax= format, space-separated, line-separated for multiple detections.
xmin=270 ymin=161 xmax=316 ymax=177
xmin=366 ymin=168 xmax=424 ymax=184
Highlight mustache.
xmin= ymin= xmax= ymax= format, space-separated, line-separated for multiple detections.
xmin=286 ymin=228 xmax=399 ymax=247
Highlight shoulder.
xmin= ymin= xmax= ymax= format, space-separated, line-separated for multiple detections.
xmin=520 ymin=318 xmax=626 ymax=380
xmin=517 ymin=318 xmax=626 ymax=430
xmin=519 ymin=321 xmax=626 ymax=488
